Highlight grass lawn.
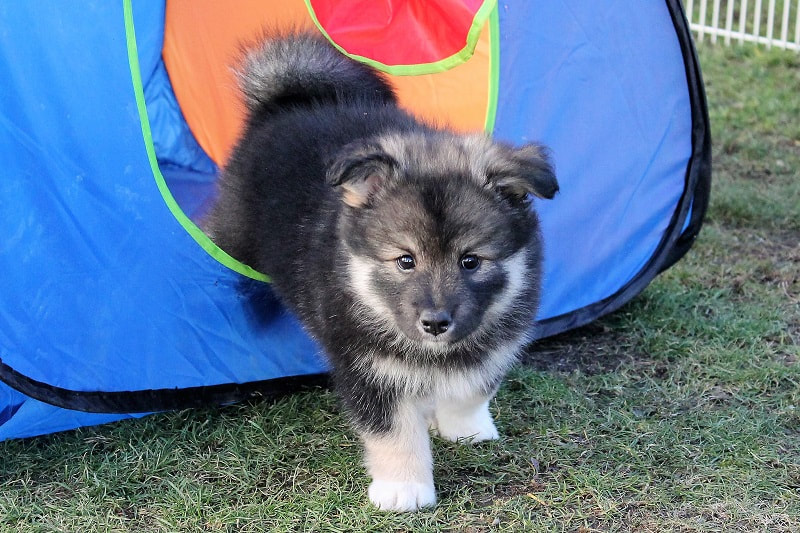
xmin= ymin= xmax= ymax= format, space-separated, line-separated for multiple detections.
xmin=1 ymin=45 xmax=798 ymax=532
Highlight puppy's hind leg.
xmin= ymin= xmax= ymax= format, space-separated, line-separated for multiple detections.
xmin=431 ymin=392 xmax=500 ymax=444
xmin=361 ymin=397 xmax=436 ymax=512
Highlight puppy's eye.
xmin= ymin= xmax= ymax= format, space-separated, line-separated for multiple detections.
xmin=460 ymin=254 xmax=480 ymax=271
xmin=396 ymin=254 xmax=416 ymax=271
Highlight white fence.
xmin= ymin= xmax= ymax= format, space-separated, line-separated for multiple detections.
xmin=685 ymin=0 xmax=800 ymax=50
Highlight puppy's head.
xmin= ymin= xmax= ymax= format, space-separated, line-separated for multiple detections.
xmin=327 ymin=133 xmax=558 ymax=350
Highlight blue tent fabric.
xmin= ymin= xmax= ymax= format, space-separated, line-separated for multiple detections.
xmin=494 ymin=0 xmax=693 ymax=322
xmin=0 ymin=2 xmax=327 ymax=440
xmin=0 ymin=1 xmax=709 ymax=441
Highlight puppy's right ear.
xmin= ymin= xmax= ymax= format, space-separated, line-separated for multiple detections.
xmin=487 ymin=143 xmax=559 ymax=204
xmin=326 ymin=142 xmax=398 ymax=208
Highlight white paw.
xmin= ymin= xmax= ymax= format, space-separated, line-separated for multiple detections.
xmin=433 ymin=407 xmax=499 ymax=443
xmin=368 ymin=480 xmax=436 ymax=512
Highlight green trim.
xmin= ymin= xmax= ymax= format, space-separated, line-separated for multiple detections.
xmin=304 ymin=0 xmax=498 ymax=76
xmin=122 ymin=0 xmax=270 ymax=283
xmin=484 ymin=6 xmax=500 ymax=134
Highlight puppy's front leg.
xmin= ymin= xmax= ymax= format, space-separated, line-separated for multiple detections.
xmin=432 ymin=392 xmax=500 ymax=443
xmin=361 ymin=397 xmax=435 ymax=512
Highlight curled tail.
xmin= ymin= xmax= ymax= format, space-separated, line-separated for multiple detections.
xmin=237 ymin=32 xmax=396 ymax=114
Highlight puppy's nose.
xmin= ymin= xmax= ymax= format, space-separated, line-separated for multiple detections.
xmin=419 ymin=309 xmax=452 ymax=336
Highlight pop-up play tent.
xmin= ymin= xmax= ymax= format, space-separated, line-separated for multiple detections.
xmin=0 ymin=1 xmax=710 ymax=441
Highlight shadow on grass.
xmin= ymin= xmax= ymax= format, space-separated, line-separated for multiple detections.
xmin=523 ymin=320 xmax=646 ymax=375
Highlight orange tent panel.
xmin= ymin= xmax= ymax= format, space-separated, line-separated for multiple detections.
xmin=163 ymin=0 xmax=490 ymax=166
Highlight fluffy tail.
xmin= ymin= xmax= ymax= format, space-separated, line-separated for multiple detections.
xmin=236 ymin=32 xmax=396 ymax=114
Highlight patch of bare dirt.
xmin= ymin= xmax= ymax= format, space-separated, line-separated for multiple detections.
xmin=522 ymin=321 xmax=644 ymax=375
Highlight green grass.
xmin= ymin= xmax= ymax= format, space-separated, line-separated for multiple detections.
xmin=1 ymin=44 xmax=799 ymax=531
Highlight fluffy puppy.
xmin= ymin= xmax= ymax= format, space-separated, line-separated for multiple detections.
xmin=204 ymin=32 xmax=558 ymax=512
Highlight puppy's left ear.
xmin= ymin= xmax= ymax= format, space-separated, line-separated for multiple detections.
xmin=488 ymin=143 xmax=559 ymax=202
xmin=326 ymin=141 xmax=398 ymax=208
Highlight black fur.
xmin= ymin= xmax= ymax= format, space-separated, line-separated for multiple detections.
xmin=204 ymin=33 xmax=557 ymax=439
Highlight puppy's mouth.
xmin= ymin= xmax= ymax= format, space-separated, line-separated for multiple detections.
xmin=411 ymin=334 xmax=461 ymax=354
xmin=408 ymin=319 xmax=470 ymax=348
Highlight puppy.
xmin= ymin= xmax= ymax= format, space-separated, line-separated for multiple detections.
xmin=204 ymin=32 xmax=558 ymax=512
